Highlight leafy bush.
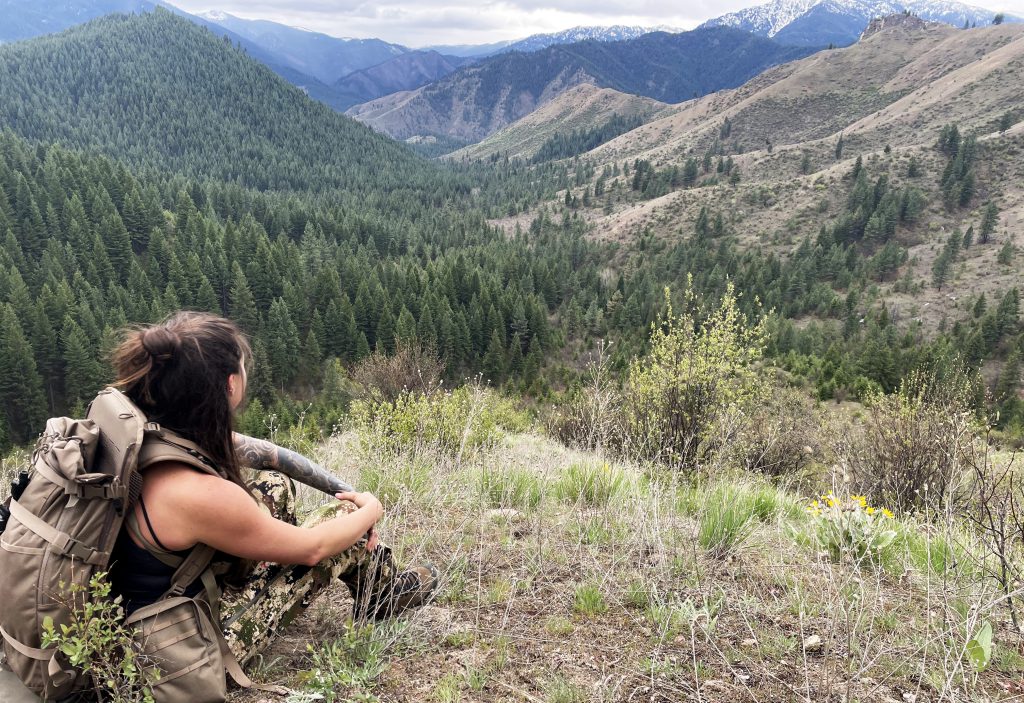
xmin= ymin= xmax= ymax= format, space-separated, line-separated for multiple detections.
xmin=736 ymin=385 xmax=822 ymax=482
xmin=351 ymin=342 xmax=444 ymax=404
xmin=621 ymin=284 xmax=766 ymax=472
xmin=40 ymin=573 xmax=159 ymax=703
xmin=298 ymin=622 xmax=400 ymax=702
xmin=833 ymin=366 xmax=977 ymax=511
xmin=807 ymin=493 xmax=896 ymax=563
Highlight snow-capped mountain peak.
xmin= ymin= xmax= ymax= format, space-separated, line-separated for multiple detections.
xmin=502 ymin=25 xmax=683 ymax=53
xmin=196 ymin=10 xmax=230 ymax=22
xmin=701 ymin=0 xmax=1015 ymax=45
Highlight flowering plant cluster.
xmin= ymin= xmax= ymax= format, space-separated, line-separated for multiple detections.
xmin=808 ymin=493 xmax=896 ymax=562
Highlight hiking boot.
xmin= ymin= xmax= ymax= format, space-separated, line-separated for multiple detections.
xmin=352 ymin=563 xmax=439 ymax=621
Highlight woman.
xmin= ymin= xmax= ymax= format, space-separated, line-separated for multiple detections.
xmin=106 ymin=311 xmax=437 ymax=668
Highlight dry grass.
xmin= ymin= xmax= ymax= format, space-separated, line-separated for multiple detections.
xmin=228 ymin=424 xmax=1024 ymax=703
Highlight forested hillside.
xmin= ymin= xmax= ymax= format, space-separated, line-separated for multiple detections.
xmin=0 ymin=9 xmax=432 ymax=193
xmin=0 ymin=130 xmax=610 ymax=448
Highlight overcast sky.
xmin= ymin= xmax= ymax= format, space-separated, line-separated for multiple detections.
xmin=165 ymin=0 xmax=1024 ymax=47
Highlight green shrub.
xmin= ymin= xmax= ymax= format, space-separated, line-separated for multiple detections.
xmin=553 ymin=461 xmax=627 ymax=506
xmin=298 ymin=622 xmax=399 ymax=702
xmin=622 ymin=284 xmax=766 ymax=472
xmin=40 ymin=573 xmax=158 ymax=703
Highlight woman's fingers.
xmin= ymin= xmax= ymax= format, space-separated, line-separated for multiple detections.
xmin=366 ymin=527 xmax=379 ymax=552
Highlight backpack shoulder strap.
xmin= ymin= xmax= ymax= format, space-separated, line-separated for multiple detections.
xmin=138 ymin=428 xmax=223 ymax=478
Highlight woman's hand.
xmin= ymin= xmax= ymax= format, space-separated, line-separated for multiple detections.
xmin=337 ymin=491 xmax=383 ymax=552
xmin=336 ymin=491 xmax=384 ymax=522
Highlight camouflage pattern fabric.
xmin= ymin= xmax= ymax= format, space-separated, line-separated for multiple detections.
xmin=219 ymin=471 xmax=396 ymax=665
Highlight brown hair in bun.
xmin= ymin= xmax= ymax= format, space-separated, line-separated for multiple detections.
xmin=112 ymin=311 xmax=251 ymax=487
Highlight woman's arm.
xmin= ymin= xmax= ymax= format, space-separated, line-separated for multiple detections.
xmin=233 ymin=432 xmax=354 ymax=495
xmin=144 ymin=465 xmax=381 ymax=566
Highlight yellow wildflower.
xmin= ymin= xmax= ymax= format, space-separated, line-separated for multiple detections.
xmin=865 ymin=506 xmax=876 ymax=515
xmin=881 ymin=508 xmax=894 ymax=519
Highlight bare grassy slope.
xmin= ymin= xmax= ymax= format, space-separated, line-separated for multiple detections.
xmin=590 ymin=21 xmax=1024 ymax=167
xmin=225 ymin=424 xmax=1024 ymax=702
xmin=449 ymin=84 xmax=673 ymax=161
xmin=533 ymin=21 xmax=1024 ymax=337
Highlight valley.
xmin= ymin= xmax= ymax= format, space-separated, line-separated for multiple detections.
xmin=0 ymin=2 xmax=1021 ymax=702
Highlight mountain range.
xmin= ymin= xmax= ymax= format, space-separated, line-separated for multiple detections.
xmin=701 ymin=0 xmax=1019 ymax=46
xmin=346 ymin=27 xmax=815 ymax=143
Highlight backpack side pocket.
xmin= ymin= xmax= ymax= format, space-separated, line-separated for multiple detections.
xmin=126 ymin=597 xmax=227 ymax=703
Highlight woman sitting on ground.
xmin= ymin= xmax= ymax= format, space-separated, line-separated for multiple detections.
xmin=106 ymin=311 xmax=437 ymax=667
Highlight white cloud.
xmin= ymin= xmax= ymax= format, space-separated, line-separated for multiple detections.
xmin=166 ymin=0 xmax=1024 ymax=46
xmin=167 ymin=0 xmax=753 ymax=45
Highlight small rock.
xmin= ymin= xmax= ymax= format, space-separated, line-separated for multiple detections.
xmin=902 ymin=694 xmax=917 ymax=703
xmin=741 ymin=638 xmax=758 ymax=648
xmin=803 ymin=634 xmax=823 ymax=653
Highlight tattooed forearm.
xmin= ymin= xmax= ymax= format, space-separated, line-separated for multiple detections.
xmin=233 ymin=432 xmax=354 ymax=495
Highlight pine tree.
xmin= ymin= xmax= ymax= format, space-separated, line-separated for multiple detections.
xmin=482 ymin=328 xmax=507 ymax=385
xmin=61 ymin=316 xmax=102 ymax=408
xmin=0 ymin=303 xmax=47 ymax=442
xmin=265 ymin=298 xmax=299 ymax=387
xmin=980 ymin=202 xmax=998 ymax=244
xmin=228 ymin=262 xmax=260 ymax=335
xmin=395 ymin=305 xmax=417 ymax=347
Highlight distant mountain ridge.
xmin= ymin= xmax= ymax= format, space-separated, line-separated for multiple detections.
xmin=332 ymin=51 xmax=475 ymax=110
xmin=500 ymin=25 xmax=683 ymax=53
xmin=0 ymin=0 xmax=156 ymax=43
xmin=347 ymin=27 xmax=815 ymax=143
xmin=193 ymin=10 xmax=406 ymax=84
xmin=701 ymin=0 xmax=1020 ymax=46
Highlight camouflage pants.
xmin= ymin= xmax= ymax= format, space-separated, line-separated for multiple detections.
xmin=218 ymin=472 xmax=397 ymax=665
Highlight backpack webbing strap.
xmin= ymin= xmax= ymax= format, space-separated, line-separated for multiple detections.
xmin=162 ymin=543 xmax=216 ymax=600
xmin=140 ymin=430 xmax=223 ymax=478
xmin=7 ymin=500 xmax=108 ymax=566
xmin=31 ymin=458 xmax=127 ymax=503
xmin=198 ymin=600 xmax=290 ymax=697
xmin=0 ymin=624 xmax=49 ymax=660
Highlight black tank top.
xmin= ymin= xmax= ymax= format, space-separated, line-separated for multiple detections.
xmin=108 ymin=497 xmax=203 ymax=616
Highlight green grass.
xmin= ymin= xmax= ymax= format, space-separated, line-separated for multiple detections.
xmin=544 ymin=676 xmax=586 ymax=703
xmin=572 ymin=583 xmax=607 ymax=618
xmin=358 ymin=456 xmax=431 ymax=506
xmin=544 ymin=616 xmax=574 ymax=636
xmin=553 ymin=461 xmax=628 ymax=506
xmin=698 ymin=484 xmax=756 ymax=555
xmin=478 ymin=465 xmax=544 ymax=510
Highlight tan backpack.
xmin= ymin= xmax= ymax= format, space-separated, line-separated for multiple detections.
xmin=0 ymin=387 xmax=265 ymax=702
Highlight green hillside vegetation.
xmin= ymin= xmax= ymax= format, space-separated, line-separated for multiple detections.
xmin=0 ymin=9 xmax=430 ymax=193
xmin=0 ymin=130 xmax=603 ymax=447
xmin=0 ymin=13 xmax=1022 ymax=701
